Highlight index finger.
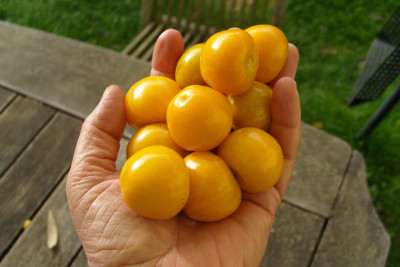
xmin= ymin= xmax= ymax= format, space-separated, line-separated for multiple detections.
xmin=150 ymin=29 xmax=184 ymax=79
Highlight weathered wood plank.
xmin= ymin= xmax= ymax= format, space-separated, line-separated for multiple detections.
xmin=0 ymin=22 xmax=150 ymax=120
xmin=124 ymin=124 xmax=136 ymax=139
xmin=130 ymin=24 xmax=165 ymax=58
xmin=0 ymin=96 xmax=55 ymax=176
xmin=182 ymin=31 xmax=194 ymax=48
xmin=138 ymin=0 xmax=156 ymax=31
xmin=186 ymin=33 xmax=205 ymax=50
xmin=0 ymin=113 xmax=81 ymax=257
xmin=122 ymin=22 xmax=156 ymax=55
xmin=176 ymin=0 xmax=185 ymax=28
xmin=283 ymin=123 xmax=352 ymax=217
xmin=70 ymin=249 xmax=89 ymax=267
xmin=0 ymin=86 xmax=16 ymax=113
xmin=270 ymin=0 xmax=288 ymax=27
xmin=247 ymin=0 xmax=258 ymax=27
xmin=0 ymin=177 xmax=80 ymax=267
xmin=237 ymin=0 xmax=248 ymax=28
xmin=142 ymin=42 xmax=157 ymax=62
xmin=1 ymin=137 xmax=128 ymax=266
xmin=216 ymin=0 xmax=226 ymax=31
xmin=226 ymin=0 xmax=237 ymax=28
xmin=260 ymin=202 xmax=325 ymax=267
xmin=311 ymin=151 xmax=390 ymax=267
xmin=165 ymin=0 xmax=174 ymax=26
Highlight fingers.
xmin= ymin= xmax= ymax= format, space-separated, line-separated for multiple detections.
xmin=150 ymin=29 xmax=184 ymax=79
xmin=268 ymin=44 xmax=299 ymax=87
xmin=242 ymin=187 xmax=282 ymax=218
xmin=70 ymin=85 xmax=126 ymax=177
xmin=270 ymin=77 xmax=301 ymax=196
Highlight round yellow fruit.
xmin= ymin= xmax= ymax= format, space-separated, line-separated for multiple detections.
xmin=218 ymin=127 xmax=283 ymax=193
xmin=183 ymin=152 xmax=242 ymax=222
xmin=126 ymin=123 xmax=188 ymax=158
xmin=120 ymin=145 xmax=190 ymax=220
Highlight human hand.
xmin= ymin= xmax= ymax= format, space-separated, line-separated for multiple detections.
xmin=67 ymin=29 xmax=300 ymax=266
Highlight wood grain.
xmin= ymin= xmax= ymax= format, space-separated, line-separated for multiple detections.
xmin=0 ymin=177 xmax=81 ymax=267
xmin=0 ymin=22 xmax=150 ymax=120
xmin=0 ymin=86 xmax=16 ymax=113
xmin=0 ymin=113 xmax=81 ymax=257
xmin=284 ymin=123 xmax=352 ymax=217
xmin=1 ymin=136 xmax=127 ymax=265
xmin=0 ymin=96 xmax=54 ymax=176
xmin=260 ymin=202 xmax=325 ymax=267
xmin=70 ymin=249 xmax=89 ymax=267
xmin=312 ymin=151 xmax=390 ymax=267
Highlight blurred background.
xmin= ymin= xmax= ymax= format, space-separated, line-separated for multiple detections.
xmin=1 ymin=0 xmax=399 ymax=265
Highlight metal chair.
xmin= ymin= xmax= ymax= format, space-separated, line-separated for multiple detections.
xmin=348 ymin=6 xmax=400 ymax=138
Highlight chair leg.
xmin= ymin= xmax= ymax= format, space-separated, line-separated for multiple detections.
xmin=356 ymin=83 xmax=400 ymax=138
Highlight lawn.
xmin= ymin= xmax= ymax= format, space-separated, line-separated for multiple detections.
xmin=1 ymin=0 xmax=399 ymax=265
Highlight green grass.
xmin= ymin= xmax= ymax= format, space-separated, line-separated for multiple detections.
xmin=281 ymin=2 xmax=400 ymax=265
xmin=0 ymin=0 xmax=141 ymax=51
xmin=1 ymin=0 xmax=399 ymax=265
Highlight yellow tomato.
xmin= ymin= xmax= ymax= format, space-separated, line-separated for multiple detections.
xmin=200 ymin=29 xmax=259 ymax=95
xmin=126 ymin=123 xmax=188 ymax=158
xmin=183 ymin=152 xmax=241 ymax=222
xmin=175 ymin=43 xmax=206 ymax=88
xmin=125 ymin=76 xmax=181 ymax=129
xmin=228 ymin=81 xmax=273 ymax=131
xmin=246 ymin=25 xmax=288 ymax=83
xmin=217 ymin=127 xmax=283 ymax=193
xmin=120 ymin=145 xmax=190 ymax=220
xmin=167 ymin=85 xmax=233 ymax=151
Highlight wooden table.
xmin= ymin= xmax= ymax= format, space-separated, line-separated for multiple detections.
xmin=0 ymin=22 xmax=390 ymax=267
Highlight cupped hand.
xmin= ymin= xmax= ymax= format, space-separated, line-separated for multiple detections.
xmin=67 ymin=29 xmax=300 ymax=267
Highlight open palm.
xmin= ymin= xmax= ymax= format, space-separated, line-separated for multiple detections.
xmin=67 ymin=30 xmax=300 ymax=267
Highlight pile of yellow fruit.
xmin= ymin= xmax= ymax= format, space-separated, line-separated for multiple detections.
xmin=120 ymin=25 xmax=288 ymax=222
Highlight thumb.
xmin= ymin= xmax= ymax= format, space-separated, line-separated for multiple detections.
xmin=68 ymin=85 xmax=125 ymax=186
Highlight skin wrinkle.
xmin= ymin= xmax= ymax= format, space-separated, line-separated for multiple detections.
xmin=98 ymin=193 xmax=122 ymax=244
xmin=229 ymin=204 xmax=272 ymax=266
xmin=86 ymin=183 xmax=117 ymax=237
xmin=218 ymin=219 xmax=251 ymax=267
xmin=210 ymin=225 xmax=225 ymax=267
xmin=76 ymin=181 xmax=114 ymax=231
xmin=74 ymin=130 xmax=119 ymax=167
xmin=108 ymin=201 xmax=127 ymax=239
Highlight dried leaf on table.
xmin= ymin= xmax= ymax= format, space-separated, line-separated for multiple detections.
xmin=321 ymin=47 xmax=338 ymax=55
xmin=370 ymin=13 xmax=384 ymax=22
xmin=47 ymin=209 xmax=58 ymax=249
xmin=318 ymin=25 xmax=327 ymax=32
xmin=312 ymin=121 xmax=324 ymax=129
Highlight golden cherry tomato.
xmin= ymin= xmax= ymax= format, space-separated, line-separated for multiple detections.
xmin=120 ymin=145 xmax=190 ymax=220
xmin=228 ymin=81 xmax=273 ymax=131
xmin=125 ymin=76 xmax=181 ymax=129
xmin=175 ymin=43 xmax=206 ymax=88
xmin=183 ymin=152 xmax=241 ymax=222
xmin=200 ymin=29 xmax=259 ymax=95
xmin=167 ymin=85 xmax=233 ymax=151
xmin=217 ymin=127 xmax=283 ymax=193
xmin=246 ymin=25 xmax=288 ymax=83
xmin=126 ymin=123 xmax=188 ymax=158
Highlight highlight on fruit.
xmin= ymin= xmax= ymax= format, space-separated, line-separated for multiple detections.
xmin=120 ymin=25 xmax=288 ymax=221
